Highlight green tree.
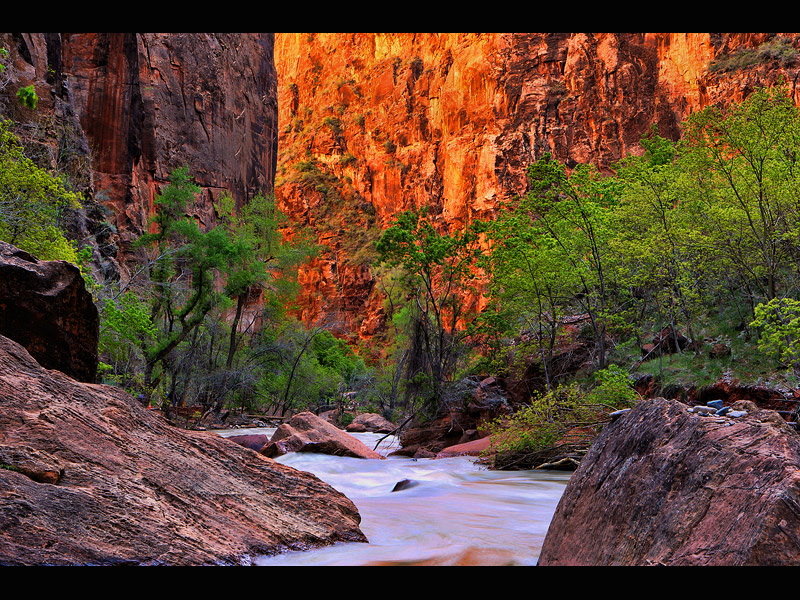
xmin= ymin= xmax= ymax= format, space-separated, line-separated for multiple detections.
xmin=517 ymin=154 xmax=621 ymax=370
xmin=751 ymin=297 xmax=800 ymax=376
xmin=484 ymin=193 xmax=576 ymax=391
xmin=612 ymin=131 xmax=708 ymax=353
xmin=680 ymin=84 xmax=800 ymax=306
xmin=136 ymin=167 xmax=252 ymax=397
xmin=376 ymin=207 xmax=483 ymax=415
xmin=98 ymin=289 xmax=157 ymax=390
xmin=215 ymin=191 xmax=316 ymax=372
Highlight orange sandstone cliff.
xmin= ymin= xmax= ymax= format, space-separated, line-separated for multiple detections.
xmin=3 ymin=33 xmax=799 ymax=343
xmin=274 ymin=32 xmax=800 ymax=341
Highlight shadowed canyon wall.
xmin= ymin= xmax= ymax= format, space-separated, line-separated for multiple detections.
xmin=0 ymin=32 xmax=277 ymax=280
xmin=3 ymin=33 xmax=800 ymax=343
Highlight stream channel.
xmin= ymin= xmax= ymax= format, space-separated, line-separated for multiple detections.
xmin=217 ymin=427 xmax=571 ymax=566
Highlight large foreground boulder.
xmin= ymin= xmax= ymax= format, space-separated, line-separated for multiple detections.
xmin=538 ymin=397 xmax=800 ymax=566
xmin=0 ymin=241 xmax=99 ymax=383
xmin=0 ymin=335 xmax=366 ymax=565
xmin=262 ymin=412 xmax=384 ymax=459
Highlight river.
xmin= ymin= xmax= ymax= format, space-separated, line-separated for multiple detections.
xmin=217 ymin=427 xmax=571 ymax=566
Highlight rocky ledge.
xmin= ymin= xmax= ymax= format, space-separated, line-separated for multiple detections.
xmin=0 ymin=334 xmax=366 ymax=566
xmin=538 ymin=396 xmax=800 ymax=566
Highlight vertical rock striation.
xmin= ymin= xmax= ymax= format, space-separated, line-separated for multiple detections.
xmin=0 ymin=32 xmax=278 ymax=276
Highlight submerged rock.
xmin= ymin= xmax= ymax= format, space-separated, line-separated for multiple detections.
xmin=0 ymin=335 xmax=366 ymax=565
xmin=391 ymin=479 xmax=420 ymax=492
xmin=538 ymin=397 xmax=800 ymax=566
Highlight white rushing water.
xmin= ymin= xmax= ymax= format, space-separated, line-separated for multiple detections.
xmin=217 ymin=428 xmax=570 ymax=566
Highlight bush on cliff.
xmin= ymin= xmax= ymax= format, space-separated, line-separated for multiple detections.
xmin=0 ymin=118 xmax=81 ymax=263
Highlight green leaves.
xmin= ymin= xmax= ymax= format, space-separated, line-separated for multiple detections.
xmin=681 ymin=85 xmax=800 ymax=301
xmin=751 ymin=297 xmax=800 ymax=373
xmin=375 ymin=207 xmax=484 ymax=408
xmin=0 ymin=119 xmax=82 ymax=262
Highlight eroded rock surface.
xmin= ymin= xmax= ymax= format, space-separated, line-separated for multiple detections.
xmin=538 ymin=397 xmax=800 ymax=566
xmin=0 ymin=335 xmax=366 ymax=565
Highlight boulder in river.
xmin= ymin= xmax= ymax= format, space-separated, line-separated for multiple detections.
xmin=0 ymin=334 xmax=366 ymax=565
xmin=345 ymin=412 xmax=396 ymax=433
xmin=227 ymin=434 xmax=270 ymax=452
xmin=262 ymin=411 xmax=384 ymax=459
xmin=538 ymin=397 xmax=800 ymax=566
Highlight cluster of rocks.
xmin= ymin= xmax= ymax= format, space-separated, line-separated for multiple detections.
xmin=688 ymin=398 xmax=749 ymax=418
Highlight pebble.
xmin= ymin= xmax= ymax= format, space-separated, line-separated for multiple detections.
xmin=609 ymin=409 xmax=631 ymax=421
xmin=687 ymin=403 xmax=747 ymax=419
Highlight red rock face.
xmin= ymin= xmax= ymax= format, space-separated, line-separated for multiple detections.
xmin=274 ymin=33 xmax=800 ymax=337
xmin=60 ymin=33 xmax=278 ymax=254
xmin=4 ymin=33 xmax=800 ymax=342
xmin=0 ymin=33 xmax=278 ymax=274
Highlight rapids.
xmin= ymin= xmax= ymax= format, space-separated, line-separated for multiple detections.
xmin=217 ymin=428 xmax=570 ymax=566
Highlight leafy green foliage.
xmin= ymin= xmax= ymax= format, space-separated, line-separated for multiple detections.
xmin=16 ymin=85 xmax=38 ymax=110
xmin=487 ymin=383 xmax=601 ymax=457
xmin=376 ymin=207 xmax=484 ymax=415
xmin=98 ymin=290 xmax=157 ymax=389
xmin=751 ymin=298 xmax=800 ymax=374
xmin=481 ymin=85 xmax=800 ymax=462
xmin=586 ymin=365 xmax=638 ymax=409
xmin=0 ymin=119 xmax=81 ymax=262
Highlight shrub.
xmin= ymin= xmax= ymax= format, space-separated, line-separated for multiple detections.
xmin=488 ymin=384 xmax=595 ymax=457
xmin=16 ymin=85 xmax=38 ymax=110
